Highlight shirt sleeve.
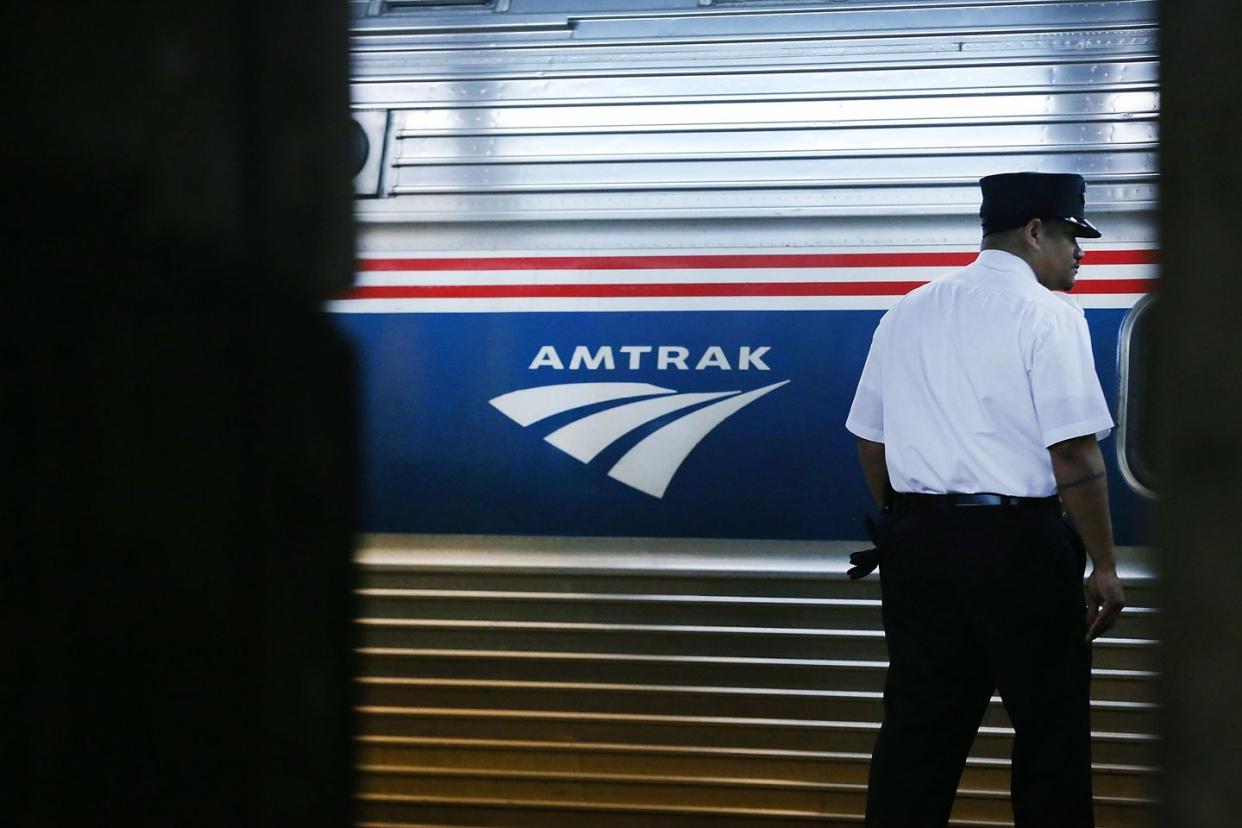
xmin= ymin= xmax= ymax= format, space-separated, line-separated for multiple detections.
xmin=845 ymin=313 xmax=889 ymax=443
xmin=1029 ymin=307 xmax=1115 ymax=446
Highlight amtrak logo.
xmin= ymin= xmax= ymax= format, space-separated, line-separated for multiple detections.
xmin=489 ymin=380 xmax=789 ymax=498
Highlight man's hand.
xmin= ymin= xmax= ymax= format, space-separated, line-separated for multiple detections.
xmin=1084 ymin=565 xmax=1126 ymax=642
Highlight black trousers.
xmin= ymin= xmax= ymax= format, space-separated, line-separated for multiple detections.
xmin=865 ymin=503 xmax=1094 ymax=827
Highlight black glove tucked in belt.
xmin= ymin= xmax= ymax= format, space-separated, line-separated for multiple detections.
xmin=848 ymin=507 xmax=894 ymax=581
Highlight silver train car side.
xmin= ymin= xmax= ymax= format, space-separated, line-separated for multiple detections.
xmin=340 ymin=2 xmax=1158 ymax=825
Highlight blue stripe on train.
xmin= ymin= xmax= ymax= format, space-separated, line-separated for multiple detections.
xmin=334 ymin=309 xmax=1146 ymax=545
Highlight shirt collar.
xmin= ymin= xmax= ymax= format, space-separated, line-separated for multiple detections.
xmin=974 ymin=249 xmax=1038 ymax=284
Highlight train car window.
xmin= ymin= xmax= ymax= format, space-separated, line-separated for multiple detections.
xmin=1117 ymin=294 xmax=1157 ymax=497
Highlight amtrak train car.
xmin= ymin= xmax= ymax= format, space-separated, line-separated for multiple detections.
xmin=339 ymin=1 xmax=1158 ymax=825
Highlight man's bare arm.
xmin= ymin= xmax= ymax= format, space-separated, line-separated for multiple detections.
xmin=857 ymin=438 xmax=890 ymax=508
xmin=1049 ymin=434 xmax=1126 ymax=641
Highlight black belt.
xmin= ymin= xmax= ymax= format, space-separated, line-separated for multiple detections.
xmin=849 ymin=492 xmax=1062 ymax=581
xmin=895 ymin=492 xmax=1060 ymax=510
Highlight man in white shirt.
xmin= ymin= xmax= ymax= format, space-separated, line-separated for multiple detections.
xmin=845 ymin=172 xmax=1126 ymax=827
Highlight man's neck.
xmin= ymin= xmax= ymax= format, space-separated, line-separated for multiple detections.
xmin=978 ymin=248 xmax=1043 ymax=287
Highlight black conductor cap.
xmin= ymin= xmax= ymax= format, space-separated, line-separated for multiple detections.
xmin=979 ymin=172 xmax=1102 ymax=238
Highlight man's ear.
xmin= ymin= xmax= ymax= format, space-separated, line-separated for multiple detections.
xmin=1021 ymin=217 xmax=1044 ymax=250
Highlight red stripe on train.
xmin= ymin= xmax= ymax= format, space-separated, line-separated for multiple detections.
xmin=341 ymin=278 xmax=1152 ymax=300
xmin=356 ymin=250 xmax=1158 ymax=272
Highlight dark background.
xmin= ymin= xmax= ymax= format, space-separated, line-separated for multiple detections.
xmin=1156 ymin=2 xmax=1242 ymax=824
xmin=4 ymin=3 xmax=359 ymax=826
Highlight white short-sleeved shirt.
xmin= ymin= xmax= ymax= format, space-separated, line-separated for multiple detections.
xmin=845 ymin=249 xmax=1114 ymax=497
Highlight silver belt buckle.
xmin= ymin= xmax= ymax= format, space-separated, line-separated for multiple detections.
xmin=957 ymin=493 xmax=1003 ymax=506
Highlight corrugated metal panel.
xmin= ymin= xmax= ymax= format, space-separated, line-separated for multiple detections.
xmin=351 ymin=0 xmax=1157 ymax=221
xmin=352 ymin=538 xmax=1158 ymax=827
